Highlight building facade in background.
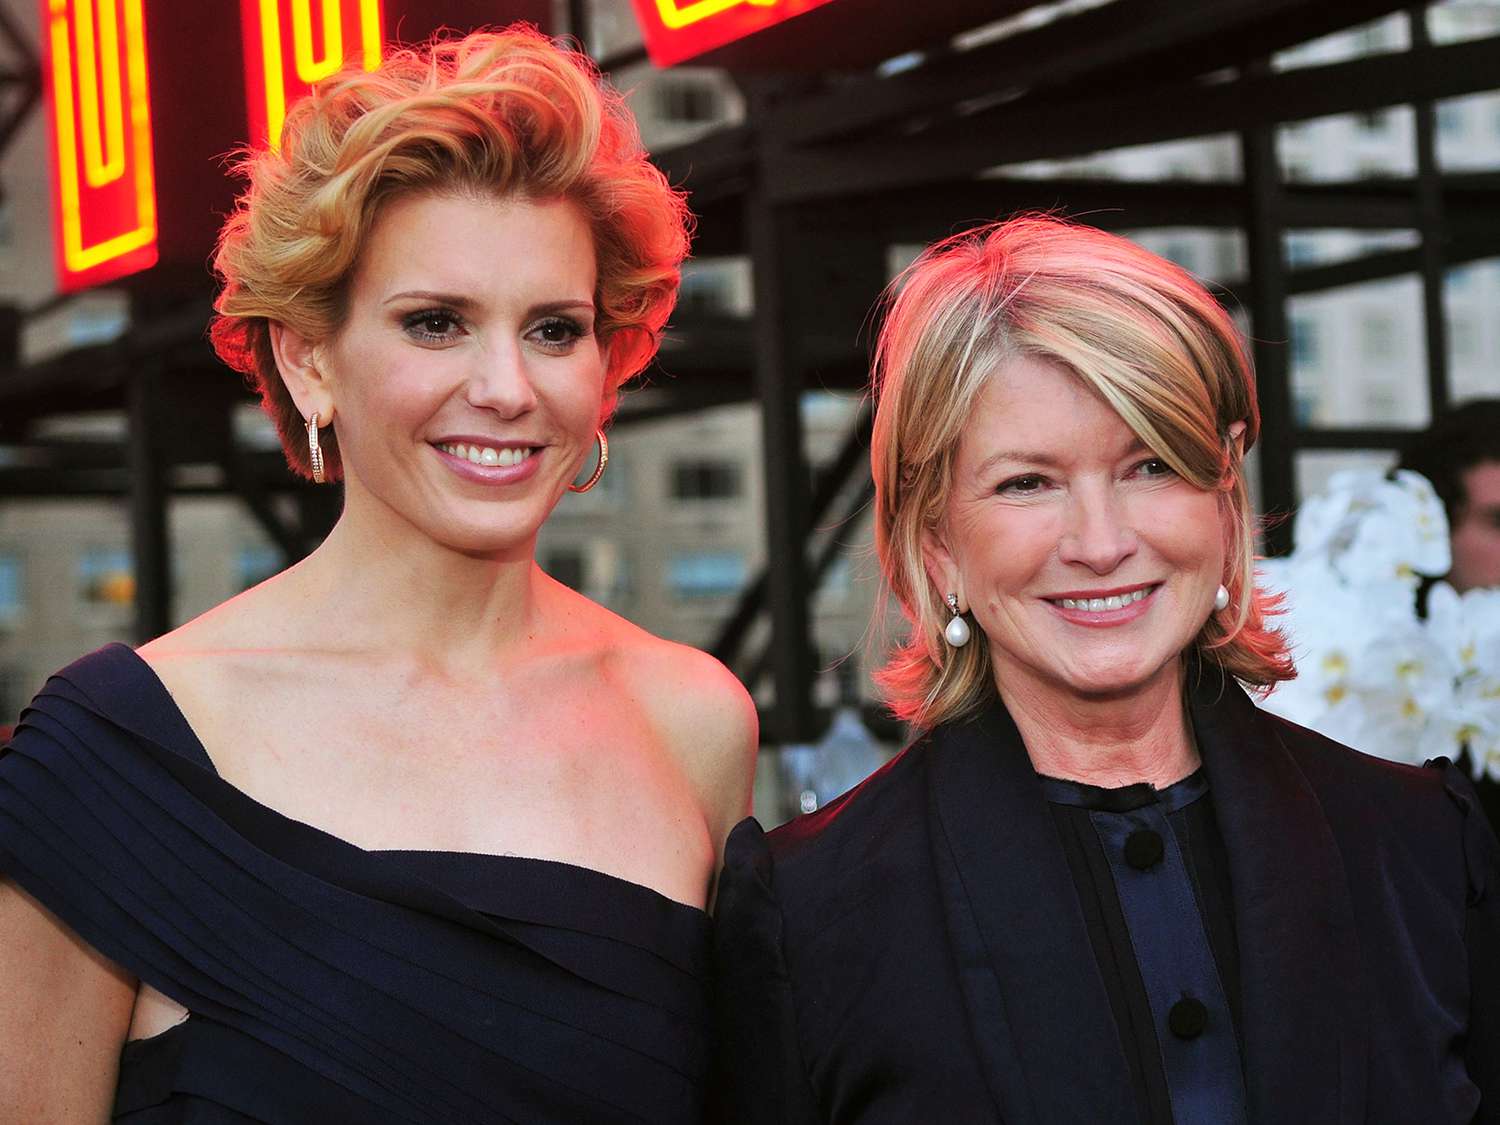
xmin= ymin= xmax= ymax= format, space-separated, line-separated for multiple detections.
xmin=2 ymin=1 xmax=1499 ymax=748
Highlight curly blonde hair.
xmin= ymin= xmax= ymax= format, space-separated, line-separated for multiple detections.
xmin=871 ymin=215 xmax=1295 ymax=730
xmin=211 ymin=25 xmax=692 ymax=480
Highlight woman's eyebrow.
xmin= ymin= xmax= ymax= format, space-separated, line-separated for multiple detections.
xmin=975 ymin=450 xmax=1064 ymax=477
xmin=382 ymin=292 xmax=595 ymax=316
xmin=383 ymin=289 xmax=479 ymax=308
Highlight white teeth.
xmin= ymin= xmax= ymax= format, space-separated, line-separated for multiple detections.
xmin=438 ymin=442 xmax=534 ymax=468
xmin=1053 ymin=586 xmax=1155 ymax=612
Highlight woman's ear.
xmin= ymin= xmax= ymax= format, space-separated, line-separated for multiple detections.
xmin=1227 ymin=419 xmax=1248 ymax=459
xmin=269 ymin=321 xmax=335 ymax=425
xmin=920 ymin=526 xmax=965 ymax=614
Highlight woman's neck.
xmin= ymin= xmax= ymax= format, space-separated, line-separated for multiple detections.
xmin=280 ymin=493 xmax=547 ymax=670
xmin=996 ymin=659 xmax=1199 ymax=790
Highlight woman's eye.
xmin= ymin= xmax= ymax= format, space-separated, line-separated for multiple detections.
xmin=402 ymin=309 xmax=463 ymax=342
xmin=1137 ymin=457 xmax=1175 ymax=478
xmin=530 ymin=317 xmax=586 ymax=350
xmin=998 ymin=474 xmax=1046 ymax=495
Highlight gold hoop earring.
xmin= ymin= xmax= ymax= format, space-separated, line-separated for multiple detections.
xmin=569 ymin=429 xmax=609 ymax=494
xmin=307 ymin=413 xmax=326 ymax=484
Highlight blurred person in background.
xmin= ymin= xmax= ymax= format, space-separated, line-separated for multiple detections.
xmin=1401 ymin=398 xmax=1500 ymax=595
xmin=711 ymin=216 xmax=1500 ymax=1124
xmin=0 ymin=26 xmax=754 ymax=1122
xmin=1402 ymin=399 xmax=1500 ymax=830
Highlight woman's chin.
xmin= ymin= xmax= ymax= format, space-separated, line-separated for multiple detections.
xmin=1050 ymin=651 xmax=1181 ymax=702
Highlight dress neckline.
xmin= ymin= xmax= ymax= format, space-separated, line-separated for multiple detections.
xmin=1036 ymin=766 xmax=1210 ymax=814
xmin=102 ymin=642 xmax=709 ymax=920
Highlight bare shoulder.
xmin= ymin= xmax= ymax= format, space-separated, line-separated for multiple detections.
xmin=581 ymin=601 xmax=759 ymax=842
xmin=135 ymin=574 xmax=298 ymax=676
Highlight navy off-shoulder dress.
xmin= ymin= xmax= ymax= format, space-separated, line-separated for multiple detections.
xmin=0 ymin=645 xmax=710 ymax=1123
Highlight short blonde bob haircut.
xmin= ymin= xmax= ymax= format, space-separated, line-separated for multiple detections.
xmin=211 ymin=25 xmax=692 ymax=481
xmin=871 ymin=214 xmax=1294 ymax=731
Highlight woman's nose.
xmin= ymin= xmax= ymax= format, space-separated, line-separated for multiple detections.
xmin=466 ymin=341 xmax=539 ymax=418
xmin=1057 ymin=487 xmax=1140 ymax=574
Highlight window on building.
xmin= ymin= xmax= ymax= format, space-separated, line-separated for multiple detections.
xmin=1290 ymin=314 xmax=1321 ymax=367
xmin=1161 ymin=240 xmax=1196 ymax=272
xmin=1447 ymin=263 xmax=1478 ymax=292
xmin=667 ymin=552 xmax=747 ymax=599
xmin=678 ymin=269 xmax=733 ymax=315
xmin=1363 ymin=383 xmax=1401 ymax=417
xmin=1437 ymin=101 xmax=1466 ymax=137
xmin=237 ymin=545 xmax=284 ymax=591
xmin=656 ymin=79 xmax=721 ymax=124
xmin=1358 ymin=311 xmax=1398 ymax=362
xmin=1354 ymin=21 xmax=1392 ymax=54
xmin=1448 ymin=315 xmax=1478 ymax=363
xmin=670 ymin=459 xmax=742 ymax=501
xmin=1282 ymin=154 xmax=1314 ymax=182
xmin=1292 ymin=385 xmax=1320 ymax=427
xmin=78 ymin=548 xmax=134 ymax=608
xmin=1358 ymin=109 xmax=1391 ymax=133
xmin=1284 ymin=235 xmax=1319 ymax=268
xmin=0 ymin=554 xmax=22 ymax=625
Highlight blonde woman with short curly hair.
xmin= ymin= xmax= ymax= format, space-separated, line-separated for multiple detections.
xmin=712 ymin=215 xmax=1500 ymax=1124
xmin=0 ymin=26 xmax=754 ymax=1122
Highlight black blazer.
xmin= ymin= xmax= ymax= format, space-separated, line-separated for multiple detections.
xmin=711 ymin=674 xmax=1500 ymax=1124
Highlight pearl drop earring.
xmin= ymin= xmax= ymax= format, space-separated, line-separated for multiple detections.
xmin=944 ymin=593 xmax=971 ymax=648
xmin=1213 ymin=584 xmax=1230 ymax=612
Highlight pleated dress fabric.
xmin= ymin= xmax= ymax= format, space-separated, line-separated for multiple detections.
xmin=0 ymin=644 xmax=711 ymax=1124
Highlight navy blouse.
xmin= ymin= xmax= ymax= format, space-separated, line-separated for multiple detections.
xmin=1041 ymin=769 xmax=1248 ymax=1124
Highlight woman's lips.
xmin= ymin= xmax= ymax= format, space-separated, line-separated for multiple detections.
xmin=1044 ymin=583 xmax=1161 ymax=627
xmin=432 ymin=441 xmax=544 ymax=485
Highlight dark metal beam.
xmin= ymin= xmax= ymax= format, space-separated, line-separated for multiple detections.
xmin=127 ymin=366 xmax=171 ymax=641
xmin=711 ymin=403 xmax=873 ymax=668
xmin=0 ymin=1 xmax=42 ymax=158
xmin=1295 ymin=428 xmax=1427 ymax=449
xmin=1241 ymin=112 xmax=1297 ymax=557
xmin=747 ymin=185 xmax=816 ymax=742
xmin=763 ymin=34 xmax=1500 ymax=205
xmin=1409 ymin=5 xmax=1451 ymax=422
xmin=765 ymin=0 xmax=1410 ymax=148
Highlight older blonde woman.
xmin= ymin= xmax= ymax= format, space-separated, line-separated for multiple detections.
xmin=0 ymin=27 xmax=754 ymax=1123
xmin=711 ymin=216 xmax=1500 ymax=1124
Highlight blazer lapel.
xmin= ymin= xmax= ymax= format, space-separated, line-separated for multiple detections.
xmin=1189 ymin=671 xmax=1368 ymax=1125
xmin=925 ymin=697 xmax=1141 ymax=1125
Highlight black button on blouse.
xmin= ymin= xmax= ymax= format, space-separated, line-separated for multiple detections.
xmin=1041 ymin=768 xmax=1247 ymax=1125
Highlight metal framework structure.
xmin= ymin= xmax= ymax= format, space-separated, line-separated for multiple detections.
xmin=1 ymin=0 xmax=1497 ymax=741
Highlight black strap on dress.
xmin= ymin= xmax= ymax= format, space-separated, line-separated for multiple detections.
xmin=0 ymin=644 xmax=710 ymax=1123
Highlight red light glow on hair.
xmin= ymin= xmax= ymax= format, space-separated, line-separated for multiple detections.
xmin=630 ymin=0 xmax=836 ymax=66
xmin=43 ymin=0 xmax=158 ymax=291
xmin=240 ymin=0 xmax=383 ymax=150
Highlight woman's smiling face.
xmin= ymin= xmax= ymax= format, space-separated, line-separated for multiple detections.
xmin=315 ymin=190 xmax=605 ymax=556
xmin=923 ymin=354 xmax=1228 ymax=705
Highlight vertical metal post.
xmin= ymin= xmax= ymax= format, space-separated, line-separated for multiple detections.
xmin=748 ymin=187 xmax=816 ymax=743
xmin=127 ymin=365 xmax=171 ymax=642
xmin=566 ymin=0 xmax=590 ymax=54
xmin=1410 ymin=4 xmax=1451 ymax=422
xmin=1240 ymin=108 xmax=1297 ymax=556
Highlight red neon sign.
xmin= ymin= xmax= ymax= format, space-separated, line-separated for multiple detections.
xmin=241 ymin=0 xmax=383 ymax=150
xmin=631 ymin=0 xmax=837 ymax=66
xmin=43 ymin=0 xmax=158 ymax=292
